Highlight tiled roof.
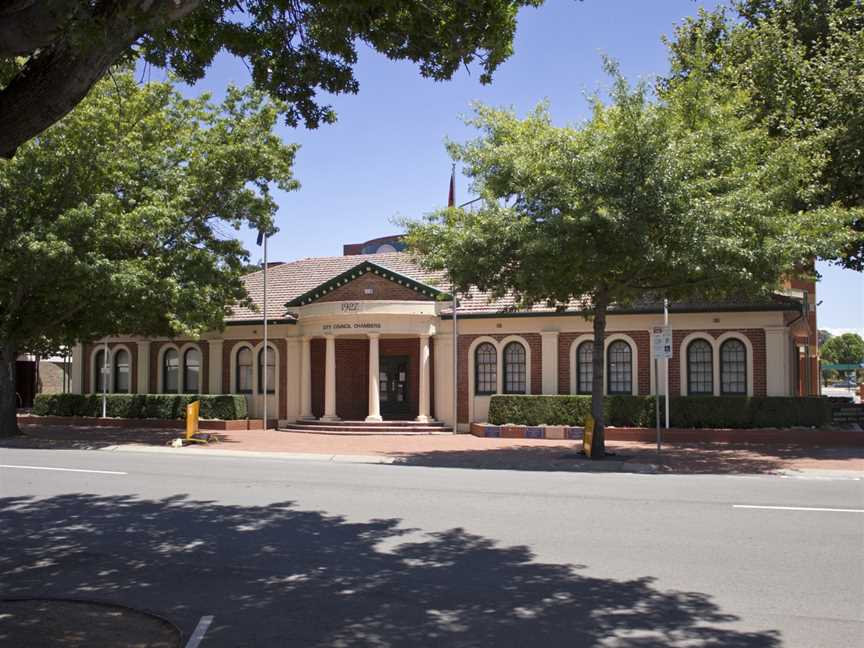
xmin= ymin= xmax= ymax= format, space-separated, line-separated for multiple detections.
xmin=228 ymin=252 xmax=800 ymax=322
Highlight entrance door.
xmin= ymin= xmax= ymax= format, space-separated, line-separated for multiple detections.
xmin=379 ymin=356 xmax=410 ymax=419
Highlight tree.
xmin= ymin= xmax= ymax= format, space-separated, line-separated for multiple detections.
xmin=661 ymin=0 xmax=864 ymax=270
xmin=404 ymin=65 xmax=847 ymax=458
xmin=821 ymin=333 xmax=864 ymax=365
xmin=0 ymin=70 xmax=298 ymax=437
xmin=0 ymin=0 xmax=544 ymax=159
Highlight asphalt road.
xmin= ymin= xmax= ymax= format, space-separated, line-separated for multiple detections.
xmin=0 ymin=447 xmax=862 ymax=647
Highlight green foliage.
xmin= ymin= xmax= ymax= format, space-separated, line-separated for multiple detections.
xmin=821 ymin=333 xmax=864 ymax=365
xmin=0 ymin=71 xmax=298 ymax=354
xmin=662 ymin=0 xmax=864 ymax=269
xmin=487 ymin=395 xmax=833 ymax=428
xmin=0 ymin=1 xmax=544 ymax=157
xmin=32 ymin=394 xmax=248 ymax=420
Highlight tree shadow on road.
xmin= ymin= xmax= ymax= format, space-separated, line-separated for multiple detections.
xmin=389 ymin=442 xmax=864 ymax=475
xmin=0 ymin=493 xmax=781 ymax=646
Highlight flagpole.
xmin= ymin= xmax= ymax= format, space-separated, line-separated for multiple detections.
xmin=262 ymin=232 xmax=268 ymax=430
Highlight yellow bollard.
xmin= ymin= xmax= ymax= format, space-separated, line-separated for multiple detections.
xmin=583 ymin=415 xmax=595 ymax=458
xmin=185 ymin=400 xmax=201 ymax=442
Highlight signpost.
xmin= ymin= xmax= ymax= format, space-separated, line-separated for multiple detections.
xmin=652 ymin=313 xmax=673 ymax=451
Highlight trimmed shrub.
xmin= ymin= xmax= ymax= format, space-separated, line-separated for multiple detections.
xmin=32 ymin=393 xmax=248 ymax=420
xmin=487 ymin=395 xmax=833 ymax=428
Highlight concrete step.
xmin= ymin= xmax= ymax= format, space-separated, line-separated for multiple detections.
xmin=280 ymin=421 xmax=453 ymax=435
xmin=297 ymin=419 xmax=448 ymax=427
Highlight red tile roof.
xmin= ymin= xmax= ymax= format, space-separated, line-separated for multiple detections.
xmin=229 ymin=252 xmax=800 ymax=322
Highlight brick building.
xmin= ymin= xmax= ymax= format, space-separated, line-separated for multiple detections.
xmin=70 ymin=238 xmax=819 ymax=430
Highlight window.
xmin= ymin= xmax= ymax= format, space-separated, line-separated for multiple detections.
xmin=163 ymin=348 xmax=179 ymax=393
xmin=236 ymin=347 xmax=253 ymax=394
xmin=720 ymin=339 xmax=747 ymax=394
xmin=503 ymin=342 xmax=527 ymax=394
xmin=687 ymin=339 xmax=713 ymax=395
xmin=607 ymin=340 xmax=632 ymax=394
xmin=114 ymin=349 xmax=130 ymax=393
xmin=577 ymin=341 xmax=593 ymax=394
xmin=474 ymin=343 xmax=497 ymax=395
xmin=183 ymin=348 xmax=201 ymax=393
xmin=94 ymin=349 xmax=108 ymax=393
xmin=257 ymin=346 xmax=276 ymax=394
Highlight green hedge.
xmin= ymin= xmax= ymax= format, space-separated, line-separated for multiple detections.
xmin=33 ymin=394 xmax=248 ymax=420
xmin=487 ymin=395 xmax=833 ymax=429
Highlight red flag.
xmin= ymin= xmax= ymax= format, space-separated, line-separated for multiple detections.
xmin=448 ymin=164 xmax=456 ymax=208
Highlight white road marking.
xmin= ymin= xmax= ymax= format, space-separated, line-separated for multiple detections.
xmin=185 ymin=615 xmax=214 ymax=648
xmin=733 ymin=504 xmax=864 ymax=513
xmin=0 ymin=464 xmax=127 ymax=475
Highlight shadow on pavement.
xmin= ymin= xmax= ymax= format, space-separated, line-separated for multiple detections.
xmin=390 ymin=443 xmax=864 ymax=475
xmin=0 ymin=493 xmax=780 ymax=646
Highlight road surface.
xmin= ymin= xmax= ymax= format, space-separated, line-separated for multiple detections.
xmin=1 ymin=447 xmax=862 ymax=647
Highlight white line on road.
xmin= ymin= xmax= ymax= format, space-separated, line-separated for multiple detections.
xmin=0 ymin=464 xmax=127 ymax=475
xmin=733 ymin=504 xmax=864 ymax=513
xmin=186 ymin=615 xmax=214 ymax=648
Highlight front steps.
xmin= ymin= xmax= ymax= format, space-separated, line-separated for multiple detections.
xmin=280 ymin=419 xmax=453 ymax=435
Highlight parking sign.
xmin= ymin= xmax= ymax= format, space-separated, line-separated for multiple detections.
xmin=652 ymin=326 xmax=673 ymax=359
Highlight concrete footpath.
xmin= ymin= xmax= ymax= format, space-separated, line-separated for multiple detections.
xmin=7 ymin=423 xmax=864 ymax=475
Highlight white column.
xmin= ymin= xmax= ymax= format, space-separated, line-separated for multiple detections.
xmin=765 ymin=326 xmax=790 ymax=396
xmin=321 ymin=334 xmax=339 ymax=421
xmin=432 ymin=334 xmax=454 ymax=427
xmin=299 ymin=336 xmax=314 ymax=419
xmin=416 ymin=334 xmax=432 ymax=423
xmin=207 ymin=339 xmax=223 ymax=394
xmin=540 ymin=331 xmax=559 ymax=395
xmin=71 ymin=343 xmax=84 ymax=394
xmin=366 ymin=334 xmax=382 ymax=422
xmin=137 ymin=340 xmax=151 ymax=394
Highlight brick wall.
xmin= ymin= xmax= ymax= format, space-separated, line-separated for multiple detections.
xmin=315 ymin=273 xmax=434 ymax=303
xmin=222 ymin=339 xmax=288 ymax=418
xmin=83 ymin=342 xmax=138 ymax=393
xmin=335 ymin=339 xmax=369 ymax=420
xmin=558 ymin=331 xmax=650 ymax=396
xmin=457 ymin=333 xmax=542 ymax=424
xmin=556 ymin=329 xmax=766 ymax=398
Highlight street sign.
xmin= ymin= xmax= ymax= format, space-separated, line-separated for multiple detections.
xmin=652 ymin=326 xmax=673 ymax=359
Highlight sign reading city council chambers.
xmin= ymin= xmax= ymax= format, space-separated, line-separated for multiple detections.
xmin=322 ymin=322 xmax=382 ymax=332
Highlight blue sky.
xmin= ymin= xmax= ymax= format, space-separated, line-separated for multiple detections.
xmin=169 ymin=0 xmax=862 ymax=335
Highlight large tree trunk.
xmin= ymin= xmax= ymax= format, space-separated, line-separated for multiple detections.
xmin=0 ymin=340 xmax=21 ymax=437
xmin=589 ymin=290 xmax=609 ymax=459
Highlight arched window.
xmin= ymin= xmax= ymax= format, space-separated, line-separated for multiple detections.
xmin=94 ymin=349 xmax=108 ymax=393
xmin=474 ymin=342 xmax=497 ymax=395
xmin=257 ymin=346 xmax=276 ymax=394
xmin=183 ymin=348 xmax=201 ymax=394
xmin=114 ymin=349 xmax=130 ymax=394
xmin=163 ymin=348 xmax=179 ymax=393
xmin=503 ymin=342 xmax=527 ymax=394
xmin=576 ymin=341 xmax=593 ymax=394
xmin=720 ymin=339 xmax=747 ymax=395
xmin=687 ymin=339 xmax=713 ymax=395
xmin=236 ymin=347 xmax=253 ymax=394
xmin=607 ymin=340 xmax=632 ymax=395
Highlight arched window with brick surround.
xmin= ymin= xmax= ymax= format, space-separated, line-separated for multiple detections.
xmin=720 ymin=339 xmax=747 ymax=395
xmin=607 ymin=340 xmax=632 ymax=395
xmin=236 ymin=347 xmax=253 ymax=394
xmin=183 ymin=348 xmax=201 ymax=393
xmin=503 ymin=342 xmax=527 ymax=394
xmin=162 ymin=348 xmax=179 ymax=393
xmin=687 ymin=339 xmax=713 ymax=395
xmin=474 ymin=342 xmax=497 ymax=395
xmin=114 ymin=349 xmax=130 ymax=393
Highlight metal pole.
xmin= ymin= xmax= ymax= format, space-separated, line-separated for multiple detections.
xmin=664 ymin=299 xmax=669 ymax=430
xmin=655 ymin=357 xmax=661 ymax=451
xmin=452 ymin=284 xmax=458 ymax=433
xmin=102 ymin=339 xmax=108 ymax=418
xmin=262 ymin=233 xmax=268 ymax=430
